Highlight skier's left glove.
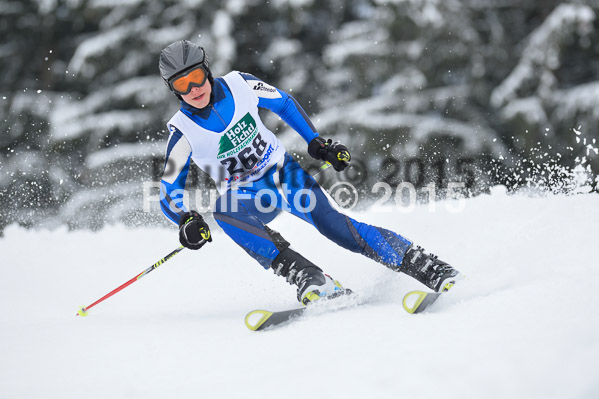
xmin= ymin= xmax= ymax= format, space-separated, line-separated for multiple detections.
xmin=308 ymin=136 xmax=351 ymax=171
xmin=179 ymin=211 xmax=212 ymax=250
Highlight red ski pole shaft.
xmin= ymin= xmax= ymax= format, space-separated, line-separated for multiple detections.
xmin=77 ymin=246 xmax=184 ymax=316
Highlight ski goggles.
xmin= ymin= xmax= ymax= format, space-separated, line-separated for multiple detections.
xmin=168 ymin=64 xmax=209 ymax=95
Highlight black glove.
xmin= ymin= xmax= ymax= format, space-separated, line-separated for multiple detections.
xmin=178 ymin=211 xmax=212 ymax=250
xmin=308 ymin=136 xmax=351 ymax=171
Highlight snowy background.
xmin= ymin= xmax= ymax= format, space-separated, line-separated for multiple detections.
xmin=1 ymin=1 xmax=599 ymax=397
xmin=1 ymin=0 xmax=599 ymax=231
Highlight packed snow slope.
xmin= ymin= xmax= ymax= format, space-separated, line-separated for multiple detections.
xmin=1 ymin=189 xmax=598 ymax=399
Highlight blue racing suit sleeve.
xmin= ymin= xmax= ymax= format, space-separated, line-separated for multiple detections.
xmin=160 ymin=126 xmax=191 ymax=225
xmin=239 ymin=72 xmax=319 ymax=143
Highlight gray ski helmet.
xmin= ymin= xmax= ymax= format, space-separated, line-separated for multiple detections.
xmin=159 ymin=40 xmax=210 ymax=86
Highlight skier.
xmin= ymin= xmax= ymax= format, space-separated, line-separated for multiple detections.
xmin=158 ymin=40 xmax=460 ymax=305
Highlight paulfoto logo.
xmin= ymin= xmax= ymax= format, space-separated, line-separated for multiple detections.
xmin=142 ymin=180 xmax=468 ymax=215
xmin=326 ymin=181 xmax=467 ymax=213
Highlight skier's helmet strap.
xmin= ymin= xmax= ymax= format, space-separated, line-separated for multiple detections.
xmin=159 ymin=40 xmax=210 ymax=90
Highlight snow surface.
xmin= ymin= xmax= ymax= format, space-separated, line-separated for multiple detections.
xmin=1 ymin=190 xmax=599 ymax=398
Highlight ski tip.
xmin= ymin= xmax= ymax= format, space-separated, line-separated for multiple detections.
xmin=402 ymin=290 xmax=443 ymax=314
xmin=76 ymin=306 xmax=88 ymax=317
xmin=402 ymin=291 xmax=429 ymax=314
xmin=245 ymin=310 xmax=273 ymax=331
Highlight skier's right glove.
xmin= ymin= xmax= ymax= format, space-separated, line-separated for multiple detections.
xmin=178 ymin=210 xmax=212 ymax=250
xmin=308 ymin=136 xmax=351 ymax=171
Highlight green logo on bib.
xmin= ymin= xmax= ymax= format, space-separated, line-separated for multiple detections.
xmin=217 ymin=113 xmax=258 ymax=159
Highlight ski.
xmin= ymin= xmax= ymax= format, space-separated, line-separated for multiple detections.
xmin=401 ymin=290 xmax=443 ymax=314
xmin=244 ymin=289 xmax=354 ymax=331
xmin=402 ymin=273 xmax=465 ymax=314
xmin=245 ymin=307 xmax=306 ymax=331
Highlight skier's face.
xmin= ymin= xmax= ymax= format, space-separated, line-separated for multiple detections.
xmin=181 ymin=79 xmax=212 ymax=109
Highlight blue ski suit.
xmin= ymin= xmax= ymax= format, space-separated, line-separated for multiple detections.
xmin=160 ymin=71 xmax=412 ymax=270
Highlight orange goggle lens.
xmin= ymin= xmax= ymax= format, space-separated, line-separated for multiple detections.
xmin=170 ymin=66 xmax=208 ymax=94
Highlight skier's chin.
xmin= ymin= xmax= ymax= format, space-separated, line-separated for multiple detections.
xmin=189 ymin=95 xmax=208 ymax=108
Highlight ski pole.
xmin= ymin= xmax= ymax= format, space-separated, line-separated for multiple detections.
xmin=76 ymin=245 xmax=185 ymax=316
xmin=313 ymin=162 xmax=332 ymax=178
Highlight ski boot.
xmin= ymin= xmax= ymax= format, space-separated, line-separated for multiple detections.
xmin=297 ymin=272 xmax=345 ymax=305
xmin=400 ymin=245 xmax=461 ymax=292
xmin=271 ymin=247 xmax=347 ymax=305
